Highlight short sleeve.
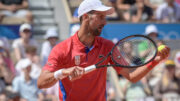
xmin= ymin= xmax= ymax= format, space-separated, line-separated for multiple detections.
xmin=43 ymin=45 xmax=63 ymax=72
xmin=12 ymin=39 xmax=19 ymax=49
xmin=109 ymin=58 xmax=123 ymax=74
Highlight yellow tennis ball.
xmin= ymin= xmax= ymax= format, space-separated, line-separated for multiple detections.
xmin=158 ymin=45 xmax=166 ymax=52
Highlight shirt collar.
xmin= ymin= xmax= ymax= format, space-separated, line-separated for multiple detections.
xmin=72 ymin=31 xmax=99 ymax=49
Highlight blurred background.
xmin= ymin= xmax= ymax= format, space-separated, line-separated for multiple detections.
xmin=0 ymin=0 xmax=180 ymax=101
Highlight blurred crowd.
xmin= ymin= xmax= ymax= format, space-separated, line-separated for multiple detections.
xmin=0 ymin=23 xmax=59 ymax=101
xmin=71 ymin=0 xmax=180 ymax=23
xmin=0 ymin=0 xmax=180 ymax=101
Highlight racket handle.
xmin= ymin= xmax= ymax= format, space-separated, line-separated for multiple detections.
xmin=85 ymin=65 xmax=96 ymax=74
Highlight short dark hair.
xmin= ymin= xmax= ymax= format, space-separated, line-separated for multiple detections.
xmin=25 ymin=45 xmax=37 ymax=54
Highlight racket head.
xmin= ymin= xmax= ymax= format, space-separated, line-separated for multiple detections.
xmin=111 ymin=35 xmax=157 ymax=68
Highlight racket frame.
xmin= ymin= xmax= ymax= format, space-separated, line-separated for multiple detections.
xmin=96 ymin=34 xmax=158 ymax=68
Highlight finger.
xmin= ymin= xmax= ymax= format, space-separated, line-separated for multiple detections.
xmin=76 ymin=67 xmax=85 ymax=75
xmin=75 ymin=68 xmax=83 ymax=77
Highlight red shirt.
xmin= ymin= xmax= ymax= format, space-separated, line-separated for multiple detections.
xmin=43 ymin=32 xmax=122 ymax=101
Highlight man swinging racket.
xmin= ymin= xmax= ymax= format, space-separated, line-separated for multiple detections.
xmin=37 ymin=0 xmax=170 ymax=101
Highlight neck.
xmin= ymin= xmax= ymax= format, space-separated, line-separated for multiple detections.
xmin=24 ymin=74 xmax=31 ymax=82
xmin=78 ymin=28 xmax=95 ymax=48
xmin=22 ymin=38 xmax=29 ymax=44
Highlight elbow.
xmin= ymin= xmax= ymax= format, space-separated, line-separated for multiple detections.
xmin=127 ymin=77 xmax=139 ymax=83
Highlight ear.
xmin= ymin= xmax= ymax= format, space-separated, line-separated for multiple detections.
xmin=82 ymin=13 xmax=89 ymax=20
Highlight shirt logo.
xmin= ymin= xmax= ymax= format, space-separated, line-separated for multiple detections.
xmin=75 ymin=55 xmax=80 ymax=65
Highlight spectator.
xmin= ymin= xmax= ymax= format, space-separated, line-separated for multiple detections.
xmin=156 ymin=0 xmax=180 ymax=23
xmin=145 ymin=24 xmax=158 ymax=41
xmin=12 ymin=23 xmax=38 ymax=62
xmin=143 ymin=24 xmax=166 ymax=96
xmin=0 ymin=0 xmax=33 ymax=23
xmin=12 ymin=58 xmax=44 ymax=101
xmin=16 ymin=46 xmax=41 ymax=79
xmin=0 ymin=35 xmax=10 ymax=57
xmin=119 ymin=77 xmax=148 ymax=101
xmin=0 ymin=40 xmax=15 ymax=84
xmin=43 ymin=82 xmax=59 ymax=101
xmin=106 ymin=0 xmax=122 ymax=21
xmin=41 ymin=28 xmax=59 ymax=66
xmin=174 ymin=51 xmax=180 ymax=69
xmin=174 ymin=51 xmax=180 ymax=79
xmin=153 ymin=60 xmax=180 ymax=101
xmin=0 ymin=79 xmax=5 ymax=94
xmin=117 ymin=0 xmax=136 ymax=21
xmin=144 ymin=0 xmax=165 ymax=10
xmin=130 ymin=0 xmax=154 ymax=22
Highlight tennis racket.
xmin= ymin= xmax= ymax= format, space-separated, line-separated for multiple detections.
xmin=84 ymin=34 xmax=157 ymax=74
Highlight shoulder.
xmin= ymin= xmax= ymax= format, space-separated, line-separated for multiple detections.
xmin=42 ymin=41 xmax=50 ymax=47
xmin=13 ymin=38 xmax=21 ymax=44
xmin=50 ymin=37 xmax=72 ymax=56
xmin=12 ymin=38 xmax=21 ymax=47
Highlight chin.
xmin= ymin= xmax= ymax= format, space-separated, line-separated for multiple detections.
xmin=94 ymin=30 xmax=101 ymax=36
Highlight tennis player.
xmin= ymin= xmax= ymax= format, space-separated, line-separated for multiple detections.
xmin=37 ymin=0 xmax=170 ymax=101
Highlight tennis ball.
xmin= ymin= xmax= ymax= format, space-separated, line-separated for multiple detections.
xmin=158 ymin=45 xmax=166 ymax=52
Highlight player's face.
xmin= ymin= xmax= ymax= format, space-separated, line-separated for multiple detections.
xmin=88 ymin=11 xmax=107 ymax=36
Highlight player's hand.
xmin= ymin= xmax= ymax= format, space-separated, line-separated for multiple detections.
xmin=155 ymin=45 xmax=170 ymax=62
xmin=63 ymin=66 xmax=84 ymax=81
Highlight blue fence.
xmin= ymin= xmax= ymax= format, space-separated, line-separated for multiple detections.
xmin=1 ymin=23 xmax=180 ymax=40
xmin=0 ymin=25 xmax=20 ymax=39
xmin=70 ymin=23 xmax=180 ymax=40
xmin=101 ymin=23 xmax=180 ymax=40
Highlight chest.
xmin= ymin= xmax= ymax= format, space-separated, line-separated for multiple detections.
xmin=61 ymin=45 xmax=111 ymax=68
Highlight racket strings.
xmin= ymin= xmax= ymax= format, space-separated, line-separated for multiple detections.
xmin=112 ymin=37 xmax=156 ymax=67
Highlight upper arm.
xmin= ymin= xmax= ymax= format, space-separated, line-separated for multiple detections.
xmin=43 ymin=45 xmax=64 ymax=72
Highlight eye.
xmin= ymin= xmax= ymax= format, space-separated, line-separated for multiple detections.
xmin=100 ymin=15 xmax=106 ymax=19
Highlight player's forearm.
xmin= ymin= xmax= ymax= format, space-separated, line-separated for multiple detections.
xmin=126 ymin=61 xmax=158 ymax=83
xmin=128 ymin=66 xmax=151 ymax=83
xmin=37 ymin=70 xmax=58 ymax=89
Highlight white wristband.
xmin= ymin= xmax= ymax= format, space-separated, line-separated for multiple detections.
xmin=54 ymin=69 xmax=66 ymax=80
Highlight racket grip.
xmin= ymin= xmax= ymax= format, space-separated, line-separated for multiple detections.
xmin=85 ymin=65 xmax=96 ymax=74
